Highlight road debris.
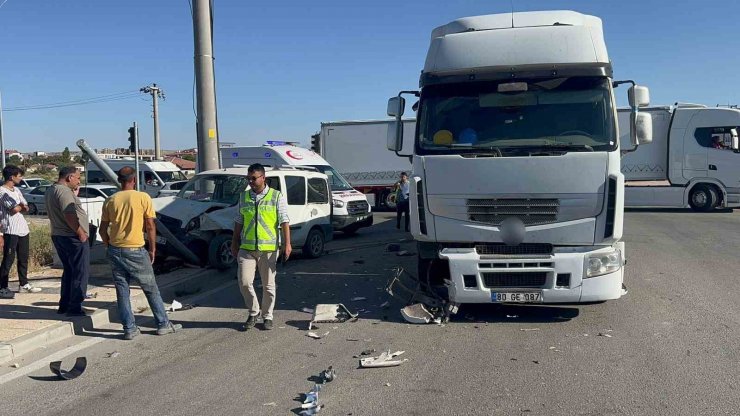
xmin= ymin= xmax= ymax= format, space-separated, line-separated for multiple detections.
xmin=262 ymin=402 xmax=276 ymax=407
xmin=520 ymin=328 xmax=540 ymax=332
xmin=309 ymin=304 xmax=358 ymax=330
xmin=400 ymin=303 xmax=434 ymax=324
xmin=85 ymin=292 xmax=98 ymax=299
xmin=105 ymin=351 xmax=120 ymax=358
xmin=306 ymin=332 xmax=322 ymax=339
xmin=49 ymin=357 xmax=87 ymax=380
xmin=299 ymin=404 xmax=324 ymax=415
xmin=598 ymin=333 xmax=613 ymax=338
xmin=346 ymin=338 xmax=360 ymax=342
xmin=385 ymin=383 xmax=391 ymax=387
xmin=320 ymin=366 xmax=336 ymax=383
xmin=169 ymin=300 xmax=183 ymax=312
xmin=359 ymin=350 xmax=408 ymax=368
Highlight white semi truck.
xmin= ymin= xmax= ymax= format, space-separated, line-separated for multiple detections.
xmin=313 ymin=120 xmax=414 ymax=210
xmin=619 ymin=105 xmax=740 ymax=211
xmin=386 ymin=10 xmax=652 ymax=308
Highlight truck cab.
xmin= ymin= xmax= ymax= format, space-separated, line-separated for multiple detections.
xmin=220 ymin=142 xmax=372 ymax=234
xmin=386 ymin=11 xmax=652 ymax=309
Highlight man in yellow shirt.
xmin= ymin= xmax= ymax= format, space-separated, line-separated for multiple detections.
xmin=99 ymin=166 xmax=181 ymax=340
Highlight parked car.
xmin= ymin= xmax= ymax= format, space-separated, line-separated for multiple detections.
xmin=19 ymin=178 xmax=52 ymax=195
xmin=24 ymin=184 xmax=118 ymax=215
xmin=152 ymin=166 xmax=332 ymax=269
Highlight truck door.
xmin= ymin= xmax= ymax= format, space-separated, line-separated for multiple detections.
xmin=701 ymin=126 xmax=740 ymax=188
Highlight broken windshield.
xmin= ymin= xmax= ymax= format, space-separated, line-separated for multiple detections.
xmin=177 ymin=174 xmax=248 ymax=205
xmin=417 ymin=77 xmax=616 ymax=155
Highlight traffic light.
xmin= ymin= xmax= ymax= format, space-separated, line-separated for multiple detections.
xmin=127 ymin=126 xmax=136 ymax=153
xmin=310 ymin=133 xmax=320 ymax=154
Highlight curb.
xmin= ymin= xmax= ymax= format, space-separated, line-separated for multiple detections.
xmin=0 ymin=266 xmax=221 ymax=365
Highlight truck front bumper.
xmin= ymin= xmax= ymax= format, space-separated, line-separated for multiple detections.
xmin=332 ymin=213 xmax=373 ymax=231
xmin=438 ymin=245 xmax=625 ymax=304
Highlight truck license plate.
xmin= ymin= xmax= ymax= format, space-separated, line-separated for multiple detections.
xmin=491 ymin=292 xmax=542 ymax=303
xmin=156 ymin=236 xmax=167 ymax=245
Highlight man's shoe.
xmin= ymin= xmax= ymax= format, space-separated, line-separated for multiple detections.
xmin=242 ymin=315 xmax=257 ymax=331
xmin=123 ymin=327 xmax=141 ymax=340
xmin=156 ymin=322 xmax=182 ymax=336
xmin=0 ymin=288 xmax=15 ymax=299
xmin=20 ymin=284 xmax=42 ymax=293
xmin=263 ymin=319 xmax=273 ymax=330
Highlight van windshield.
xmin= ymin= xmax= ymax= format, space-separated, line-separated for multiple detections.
xmin=308 ymin=165 xmax=354 ymax=191
xmin=156 ymin=171 xmax=188 ymax=182
xmin=177 ymin=174 xmax=248 ymax=205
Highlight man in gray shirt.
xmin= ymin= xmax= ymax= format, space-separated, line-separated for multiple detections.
xmin=45 ymin=166 xmax=90 ymax=316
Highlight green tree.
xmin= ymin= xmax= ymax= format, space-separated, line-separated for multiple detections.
xmin=7 ymin=155 xmax=22 ymax=166
xmin=62 ymin=147 xmax=71 ymax=161
xmin=181 ymin=154 xmax=196 ymax=162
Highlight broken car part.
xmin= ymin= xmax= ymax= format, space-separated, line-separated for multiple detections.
xmin=49 ymin=357 xmax=87 ymax=380
xmin=308 ymin=304 xmax=358 ymax=330
xmin=359 ymin=350 xmax=408 ymax=368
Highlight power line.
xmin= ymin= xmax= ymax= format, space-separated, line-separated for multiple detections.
xmin=4 ymin=91 xmax=141 ymax=111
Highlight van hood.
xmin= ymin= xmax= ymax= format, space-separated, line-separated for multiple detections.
xmin=153 ymin=196 xmax=230 ymax=227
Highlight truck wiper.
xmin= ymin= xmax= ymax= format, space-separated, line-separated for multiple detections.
xmin=465 ymin=146 xmax=502 ymax=157
xmin=537 ymin=143 xmax=594 ymax=152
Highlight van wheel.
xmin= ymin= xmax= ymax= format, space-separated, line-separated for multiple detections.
xmin=303 ymin=228 xmax=325 ymax=258
xmin=689 ymin=184 xmax=717 ymax=212
xmin=208 ymin=234 xmax=235 ymax=270
xmin=28 ymin=203 xmax=38 ymax=215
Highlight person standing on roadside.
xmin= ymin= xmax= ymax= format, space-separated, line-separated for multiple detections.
xmin=395 ymin=172 xmax=410 ymax=232
xmin=45 ymin=166 xmax=89 ymax=316
xmin=0 ymin=165 xmax=41 ymax=299
xmin=231 ymin=163 xmax=291 ymax=331
xmin=99 ymin=166 xmax=181 ymax=340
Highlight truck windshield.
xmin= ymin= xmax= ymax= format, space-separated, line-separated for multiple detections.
xmin=417 ymin=77 xmax=616 ymax=154
xmin=308 ymin=165 xmax=354 ymax=192
xmin=177 ymin=174 xmax=248 ymax=205
xmin=156 ymin=171 xmax=188 ymax=181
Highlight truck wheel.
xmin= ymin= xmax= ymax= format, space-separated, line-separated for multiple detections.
xmin=689 ymin=184 xmax=717 ymax=212
xmin=208 ymin=234 xmax=235 ymax=270
xmin=383 ymin=190 xmax=397 ymax=211
xmin=303 ymin=228 xmax=325 ymax=258
xmin=28 ymin=203 xmax=38 ymax=215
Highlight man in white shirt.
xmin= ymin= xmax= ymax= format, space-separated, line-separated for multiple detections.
xmin=395 ymin=172 xmax=411 ymax=232
xmin=0 ymin=165 xmax=41 ymax=299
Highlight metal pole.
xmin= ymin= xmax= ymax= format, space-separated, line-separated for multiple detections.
xmin=134 ymin=122 xmax=140 ymax=192
xmin=152 ymin=85 xmax=161 ymax=160
xmin=0 ymin=91 xmax=5 ymax=169
xmin=193 ymin=0 xmax=220 ymax=172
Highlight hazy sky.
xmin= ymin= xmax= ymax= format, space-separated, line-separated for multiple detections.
xmin=1 ymin=0 xmax=738 ymax=152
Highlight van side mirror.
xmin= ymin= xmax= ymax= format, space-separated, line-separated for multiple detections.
xmin=633 ymin=112 xmax=653 ymax=146
xmin=628 ymin=85 xmax=650 ymax=108
xmin=731 ymin=128 xmax=739 ymax=151
xmin=387 ymin=97 xmax=405 ymax=117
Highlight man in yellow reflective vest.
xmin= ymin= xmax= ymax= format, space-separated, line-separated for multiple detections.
xmin=231 ymin=164 xmax=291 ymax=331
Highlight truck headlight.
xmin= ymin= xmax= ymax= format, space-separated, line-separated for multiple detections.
xmin=585 ymin=249 xmax=622 ymax=278
xmin=333 ymin=199 xmax=345 ymax=208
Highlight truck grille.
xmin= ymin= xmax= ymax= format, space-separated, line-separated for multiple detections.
xmin=467 ymin=198 xmax=559 ymax=226
xmin=482 ymin=272 xmax=547 ymax=288
xmin=476 ymin=243 xmax=553 ymax=257
xmin=347 ymin=200 xmax=369 ymax=215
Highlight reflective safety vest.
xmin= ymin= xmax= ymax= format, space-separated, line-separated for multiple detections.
xmin=240 ymin=187 xmax=280 ymax=251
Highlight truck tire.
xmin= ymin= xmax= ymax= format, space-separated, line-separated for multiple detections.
xmin=380 ymin=190 xmax=397 ymax=211
xmin=208 ymin=234 xmax=236 ymax=270
xmin=689 ymin=184 xmax=717 ymax=212
xmin=303 ymin=228 xmax=325 ymax=258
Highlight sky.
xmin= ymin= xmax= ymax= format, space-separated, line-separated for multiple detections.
xmin=1 ymin=0 xmax=739 ymax=153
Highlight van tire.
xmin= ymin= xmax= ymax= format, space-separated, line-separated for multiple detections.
xmin=303 ymin=228 xmax=325 ymax=258
xmin=689 ymin=184 xmax=717 ymax=212
xmin=208 ymin=234 xmax=236 ymax=270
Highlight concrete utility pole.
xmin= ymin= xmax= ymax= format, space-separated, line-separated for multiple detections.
xmin=193 ymin=0 xmax=220 ymax=172
xmin=0 ymin=91 xmax=5 ymax=169
xmin=140 ymin=84 xmax=165 ymax=160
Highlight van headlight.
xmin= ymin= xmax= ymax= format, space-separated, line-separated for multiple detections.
xmin=185 ymin=217 xmax=200 ymax=233
xmin=585 ymin=249 xmax=622 ymax=278
xmin=333 ymin=199 xmax=345 ymax=208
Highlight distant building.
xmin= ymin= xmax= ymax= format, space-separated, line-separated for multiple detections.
xmin=4 ymin=149 xmax=24 ymax=161
xmin=166 ymin=157 xmax=196 ymax=176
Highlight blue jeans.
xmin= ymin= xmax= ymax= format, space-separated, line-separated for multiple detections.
xmin=107 ymin=246 xmax=169 ymax=333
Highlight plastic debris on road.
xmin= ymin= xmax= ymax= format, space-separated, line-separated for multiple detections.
xmin=306 ymin=332 xmax=322 ymax=339
xmin=49 ymin=357 xmax=87 ymax=380
xmin=308 ymin=304 xmax=358 ymax=330
xmin=359 ymin=350 xmax=408 ymax=368
xmin=400 ymin=303 xmax=434 ymax=324
xmin=169 ymin=300 xmax=183 ymax=312
xmin=520 ymin=328 xmax=540 ymax=332
xmin=105 ymin=351 xmax=120 ymax=358
xmin=598 ymin=333 xmax=613 ymax=338
xmin=262 ymin=402 xmax=276 ymax=407
xmin=320 ymin=366 xmax=336 ymax=383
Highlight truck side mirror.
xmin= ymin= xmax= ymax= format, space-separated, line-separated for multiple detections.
xmin=387 ymin=97 xmax=405 ymax=117
xmin=633 ymin=112 xmax=653 ymax=146
xmin=387 ymin=120 xmax=403 ymax=152
xmin=628 ymin=85 xmax=650 ymax=108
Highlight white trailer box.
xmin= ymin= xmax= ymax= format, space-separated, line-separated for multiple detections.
xmin=618 ymin=107 xmax=672 ymax=181
xmin=316 ymin=120 xmax=414 ymax=209
xmin=220 ymin=143 xmax=372 ymax=233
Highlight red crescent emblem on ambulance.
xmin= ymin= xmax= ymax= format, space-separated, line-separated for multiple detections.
xmin=286 ymin=150 xmax=303 ymax=160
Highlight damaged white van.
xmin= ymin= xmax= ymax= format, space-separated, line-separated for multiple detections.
xmin=153 ymin=166 xmax=332 ymax=269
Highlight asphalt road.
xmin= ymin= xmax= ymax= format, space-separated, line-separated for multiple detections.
xmin=1 ymin=210 xmax=739 ymax=416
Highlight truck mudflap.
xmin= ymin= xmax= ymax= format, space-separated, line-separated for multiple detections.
xmin=438 ymin=246 xmax=625 ymax=304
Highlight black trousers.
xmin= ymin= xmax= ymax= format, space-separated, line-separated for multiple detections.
xmin=51 ymin=235 xmax=90 ymax=313
xmin=0 ymin=234 xmax=29 ymax=289
xmin=396 ymin=199 xmax=410 ymax=231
